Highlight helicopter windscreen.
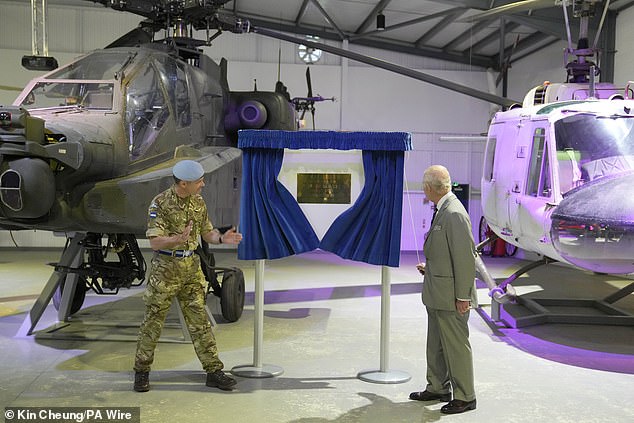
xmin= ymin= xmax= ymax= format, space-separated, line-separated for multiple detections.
xmin=18 ymin=51 xmax=133 ymax=110
xmin=554 ymin=114 xmax=634 ymax=193
xmin=48 ymin=51 xmax=133 ymax=80
xmin=125 ymin=54 xmax=192 ymax=161
xmin=21 ymin=81 xmax=114 ymax=110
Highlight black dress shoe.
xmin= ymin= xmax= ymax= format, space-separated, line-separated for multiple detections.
xmin=409 ymin=390 xmax=452 ymax=402
xmin=440 ymin=399 xmax=476 ymax=414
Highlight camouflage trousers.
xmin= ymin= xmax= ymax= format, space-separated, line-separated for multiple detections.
xmin=134 ymin=254 xmax=223 ymax=373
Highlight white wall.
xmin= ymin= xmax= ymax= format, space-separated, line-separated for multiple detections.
xmin=507 ymin=40 xmax=570 ymax=102
xmin=614 ymin=6 xmax=634 ymax=87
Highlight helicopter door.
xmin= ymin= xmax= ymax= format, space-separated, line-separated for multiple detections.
xmin=487 ymin=120 xmax=521 ymax=240
xmin=510 ymin=126 xmax=554 ymax=251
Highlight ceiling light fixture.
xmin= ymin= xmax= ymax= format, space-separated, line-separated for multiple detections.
xmin=376 ymin=12 xmax=385 ymax=31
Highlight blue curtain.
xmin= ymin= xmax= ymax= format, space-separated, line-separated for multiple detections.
xmin=319 ymin=150 xmax=404 ymax=267
xmin=238 ymin=130 xmax=411 ymax=266
xmin=238 ymin=147 xmax=319 ymax=260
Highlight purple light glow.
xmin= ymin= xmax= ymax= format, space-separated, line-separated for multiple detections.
xmin=497 ymin=327 xmax=634 ymax=374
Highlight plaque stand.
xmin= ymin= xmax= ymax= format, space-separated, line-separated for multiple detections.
xmin=357 ymin=266 xmax=411 ymax=384
xmin=231 ymin=259 xmax=283 ymax=378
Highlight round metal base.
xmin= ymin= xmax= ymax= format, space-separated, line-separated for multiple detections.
xmin=231 ymin=364 xmax=284 ymax=378
xmin=357 ymin=369 xmax=411 ymax=384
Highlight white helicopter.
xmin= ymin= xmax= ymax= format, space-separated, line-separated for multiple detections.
xmin=474 ymin=0 xmax=634 ymax=327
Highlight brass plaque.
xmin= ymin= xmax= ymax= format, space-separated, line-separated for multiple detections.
xmin=297 ymin=173 xmax=351 ymax=204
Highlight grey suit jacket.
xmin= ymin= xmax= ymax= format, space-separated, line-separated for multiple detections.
xmin=422 ymin=193 xmax=477 ymax=311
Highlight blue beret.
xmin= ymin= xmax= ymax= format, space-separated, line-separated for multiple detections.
xmin=173 ymin=160 xmax=204 ymax=181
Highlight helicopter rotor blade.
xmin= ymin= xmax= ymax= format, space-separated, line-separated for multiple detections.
xmin=0 ymin=85 xmax=23 ymax=92
xmin=306 ymin=67 xmax=313 ymax=98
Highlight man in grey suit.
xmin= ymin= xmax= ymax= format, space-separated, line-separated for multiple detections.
xmin=409 ymin=165 xmax=478 ymax=414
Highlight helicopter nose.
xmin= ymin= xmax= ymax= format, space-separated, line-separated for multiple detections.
xmin=0 ymin=158 xmax=55 ymax=219
xmin=550 ymin=171 xmax=634 ymax=274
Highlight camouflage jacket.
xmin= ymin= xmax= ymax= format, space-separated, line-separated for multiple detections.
xmin=146 ymin=185 xmax=213 ymax=251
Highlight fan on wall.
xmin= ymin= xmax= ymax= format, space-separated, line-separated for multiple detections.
xmin=298 ymin=36 xmax=322 ymax=64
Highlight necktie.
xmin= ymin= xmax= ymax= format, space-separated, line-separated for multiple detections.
xmin=426 ymin=205 xmax=437 ymax=241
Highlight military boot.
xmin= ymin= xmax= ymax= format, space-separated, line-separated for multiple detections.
xmin=206 ymin=370 xmax=236 ymax=391
xmin=133 ymin=371 xmax=150 ymax=392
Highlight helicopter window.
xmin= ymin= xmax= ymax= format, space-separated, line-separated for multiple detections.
xmin=555 ymin=114 xmax=634 ymax=186
xmin=20 ymin=82 xmax=114 ymax=110
xmin=483 ymin=137 xmax=496 ymax=182
xmin=125 ymin=64 xmax=169 ymax=161
xmin=154 ymin=56 xmax=191 ymax=129
xmin=526 ymin=128 xmax=552 ymax=198
xmin=48 ymin=52 xmax=133 ymax=80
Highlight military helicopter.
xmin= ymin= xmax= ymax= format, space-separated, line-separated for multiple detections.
xmin=473 ymin=0 xmax=634 ymax=326
xmin=0 ymin=1 xmax=299 ymax=334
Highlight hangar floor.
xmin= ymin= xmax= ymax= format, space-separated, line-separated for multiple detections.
xmin=1 ymin=248 xmax=633 ymax=422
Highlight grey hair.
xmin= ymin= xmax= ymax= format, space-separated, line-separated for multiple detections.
xmin=423 ymin=165 xmax=452 ymax=194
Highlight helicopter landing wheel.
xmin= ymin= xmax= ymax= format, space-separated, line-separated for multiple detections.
xmin=52 ymin=275 xmax=87 ymax=315
xmin=220 ymin=268 xmax=245 ymax=323
xmin=478 ymin=216 xmax=493 ymax=256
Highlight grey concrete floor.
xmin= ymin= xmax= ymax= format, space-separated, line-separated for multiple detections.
xmin=1 ymin=248 xmax=633 ymax=423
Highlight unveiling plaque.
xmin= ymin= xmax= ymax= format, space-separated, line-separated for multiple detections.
xmin=297 ymin=173 xmax=351 ymax=204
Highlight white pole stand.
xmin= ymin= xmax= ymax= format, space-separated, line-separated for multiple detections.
xmin=231 ymin=259 xmax=283 ymax=378
xmin=357 ymin=266 xmax=411 ymax=384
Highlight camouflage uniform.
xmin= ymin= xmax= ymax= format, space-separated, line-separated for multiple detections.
xmin=134 ymin=185 xmax=224 ymax=373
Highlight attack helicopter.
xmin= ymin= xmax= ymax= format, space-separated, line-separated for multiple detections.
xmin=0 ymin=1 xmax=299 ymax=334
xmin=474 ymin=0 xmax=634 ymax=326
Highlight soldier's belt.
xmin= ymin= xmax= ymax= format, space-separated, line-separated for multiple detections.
xmin=157 ymin=249 xmax=194 ymax=258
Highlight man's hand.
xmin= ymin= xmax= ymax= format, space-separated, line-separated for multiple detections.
xmin=456 ymin=300 xmax=470 ymax=315
xmin=176 ymin=220 xmax=193 ymax=244
xmin=416 ymin=262 xmax=426 ymax=275
xmin=221 ymin=227 xmax=243 ymax=244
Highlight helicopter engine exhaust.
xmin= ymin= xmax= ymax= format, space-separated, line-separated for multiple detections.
xmin=0 ymin=158 xmax=55 ymax=218
xmin=237 ymin=100 xmax=268 ymax=128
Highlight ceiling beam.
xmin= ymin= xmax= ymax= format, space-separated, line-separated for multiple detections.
xmin=493 ymin=31 xmax=554 ymax=65
xmin=415 ymin=8 xmax=466 ymax=47
xmin=505 ymin=14 xmax=568 ymax=39
xmin=349 ymin=8 xmax=467 ymax=41
xmin=308 ymin=0 xmax=346 ymax=40
xmin=610 ymin=0 xmax=634 ymax=11
xmin=442 ymin=18 xmax=494 ymax=52
xmin=505 ymin=36 xmax=560 ymax=64
xmin=464 ymin=22 xmax=519 ymax=55
xmin=243 ymin=16 xmax=494 ymax=68
xmin=295 ymin=0 xmax=310 ymax=25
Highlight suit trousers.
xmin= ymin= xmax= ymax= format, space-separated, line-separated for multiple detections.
xmin=425 ymin=307 xmax=476 ymax=402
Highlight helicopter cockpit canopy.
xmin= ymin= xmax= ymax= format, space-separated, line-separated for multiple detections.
xmin=19 ymin=51 xmax=133 ymax=110
xmin=16 ymin=47 xmax=196 ymax=162
xmin=555 ymin=113 xmax=634 ymax=194
xmin=125 ymin=52 xmax=192 ymax=160
xmin=21 ymin=81 xmax=115 ymax=110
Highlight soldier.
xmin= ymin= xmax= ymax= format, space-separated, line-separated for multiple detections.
xmin=133 ymin=159 xmax=242 ymax=392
